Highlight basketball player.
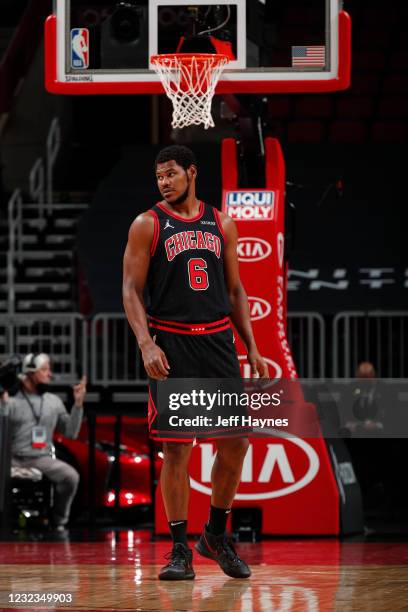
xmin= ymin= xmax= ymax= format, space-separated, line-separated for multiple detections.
xmin=123 ymin=145 xmax=268 ymax=580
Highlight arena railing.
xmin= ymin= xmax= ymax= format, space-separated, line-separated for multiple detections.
xmin=28 ymin=117 xmax=60 ymax=221
xmin=5 ymin=118 xmax=61 ymax=316
xmin=7 ymin=189 xmax=23 ymax=316
xmin=0 ymin=313 xmax=87 ymax=383
xmin=332 ymin=311 xmax=408 ymax=378
xmin=90 ymin=312 xmax=326 ymax=386
xmin=287 ymin=312 xmax=326 ymax=379
xmin=9 ymin=311 xmax=407 ymax=385
xmin=91 ymin=313 xmax=147 ymax=386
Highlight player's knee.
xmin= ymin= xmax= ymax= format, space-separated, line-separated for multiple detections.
xmin=237 ymin=436 xmax=250 ymax=452
xmin=217 ymin=436 xmax=249 ymax=460
xmin=219 ymin=437 xmax=249 ymax=453
xmin=162 ymin=441 xmax=192 ymax=465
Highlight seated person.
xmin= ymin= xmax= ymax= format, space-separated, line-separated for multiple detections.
xmin=0 ymin=353 xmax=87 ymax=531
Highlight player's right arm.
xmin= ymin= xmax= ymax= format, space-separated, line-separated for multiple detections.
xmin=123 ymin=213 xmax=170 ymax=380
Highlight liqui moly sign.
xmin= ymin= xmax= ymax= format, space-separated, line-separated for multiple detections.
xmin=225 ymin=190 xmax=275 ymax=221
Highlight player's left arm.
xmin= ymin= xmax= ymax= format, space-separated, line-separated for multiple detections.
xmin=220 ymin=212 xmax=269 ymax=378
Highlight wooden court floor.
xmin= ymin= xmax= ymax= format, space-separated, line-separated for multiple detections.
xmin=1 ymin=531 xmax=408 ymax=611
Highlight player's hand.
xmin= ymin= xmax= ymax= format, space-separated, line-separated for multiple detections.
xmin=247 ymin=348 xmax=269 ymax=379
xmin=0 ymin=390 xmax=9 ymax=404
xmin=141 ymin=337 xmax=170 ymax=380
xmin=73 ymin=376 xmax=87 ymax=408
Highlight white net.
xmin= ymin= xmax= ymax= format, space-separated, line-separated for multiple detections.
xmin=150 ymin=53 xmax=229 ymax=130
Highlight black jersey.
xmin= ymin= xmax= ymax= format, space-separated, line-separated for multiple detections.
xmin=145 ymin=201 xmax=231 ymax=323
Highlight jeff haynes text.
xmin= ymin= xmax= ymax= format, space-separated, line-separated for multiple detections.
xmin=168 ymin=415 xmax=289 ymax=427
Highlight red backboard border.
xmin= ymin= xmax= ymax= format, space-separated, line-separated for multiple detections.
xmin=45 ymin=11 xmax=351 ymax=95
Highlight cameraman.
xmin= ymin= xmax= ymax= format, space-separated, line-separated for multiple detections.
xmin=0 ymin=353 xmax=87 ymax=531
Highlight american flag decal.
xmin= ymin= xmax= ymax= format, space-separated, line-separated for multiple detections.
xmin=292 ymin=46 xmax=326 ymax=68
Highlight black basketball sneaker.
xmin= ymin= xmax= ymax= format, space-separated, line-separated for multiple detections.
xmin=159 ymin=543 xmax=195 ymax=580
xmin=195 ymin=526 xmax=251 ymax=579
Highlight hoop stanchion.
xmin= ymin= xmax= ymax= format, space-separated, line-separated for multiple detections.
xmin=150 ymin=53 xmax=229 ymax=129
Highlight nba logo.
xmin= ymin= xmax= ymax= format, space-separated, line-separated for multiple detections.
xmin=71 ymin=28 xmax=89 ymax=69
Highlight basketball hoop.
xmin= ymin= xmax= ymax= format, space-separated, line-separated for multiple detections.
xmin=150 ymin=53 xmax=229 ymax=130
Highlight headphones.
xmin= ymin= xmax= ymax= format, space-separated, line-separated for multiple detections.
xmin=22 ymin=353 xmax=50 ymax=374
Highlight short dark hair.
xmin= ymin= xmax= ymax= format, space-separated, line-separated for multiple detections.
xmin=155 ymin=145 xmax=197 ymax=172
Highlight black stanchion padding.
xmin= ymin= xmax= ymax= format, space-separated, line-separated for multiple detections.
xmin=87 ymin=411 xmax=96 ymax=529
xmin=113 ymin=415 xmax=122 ymax=521
xmin=0 ymin=415 xmax=11 ymax=534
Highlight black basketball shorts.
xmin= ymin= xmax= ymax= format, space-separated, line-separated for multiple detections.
xmin=147 ymin=316 xmax=243 ymax=442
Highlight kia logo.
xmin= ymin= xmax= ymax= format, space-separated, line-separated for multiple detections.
xmin=248 ymin=296 xmax=271 ymax=321
xmin=190 ymin=434 xmax=320 ymax=500
xmin=238 ymin=355 xmax=282 ymax=379
xmin=237 ymin=237 xmax=272 ymax=262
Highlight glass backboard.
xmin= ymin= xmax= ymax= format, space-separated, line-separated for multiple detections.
xmin=45 ymin=0 xmax=351 ymax=94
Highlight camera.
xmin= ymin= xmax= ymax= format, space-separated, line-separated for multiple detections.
xmin=0 ymin=355 xmax=23 ymax=395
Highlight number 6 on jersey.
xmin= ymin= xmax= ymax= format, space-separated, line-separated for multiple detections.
xmin=188 ymin=258 xmax=209 ymax=291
